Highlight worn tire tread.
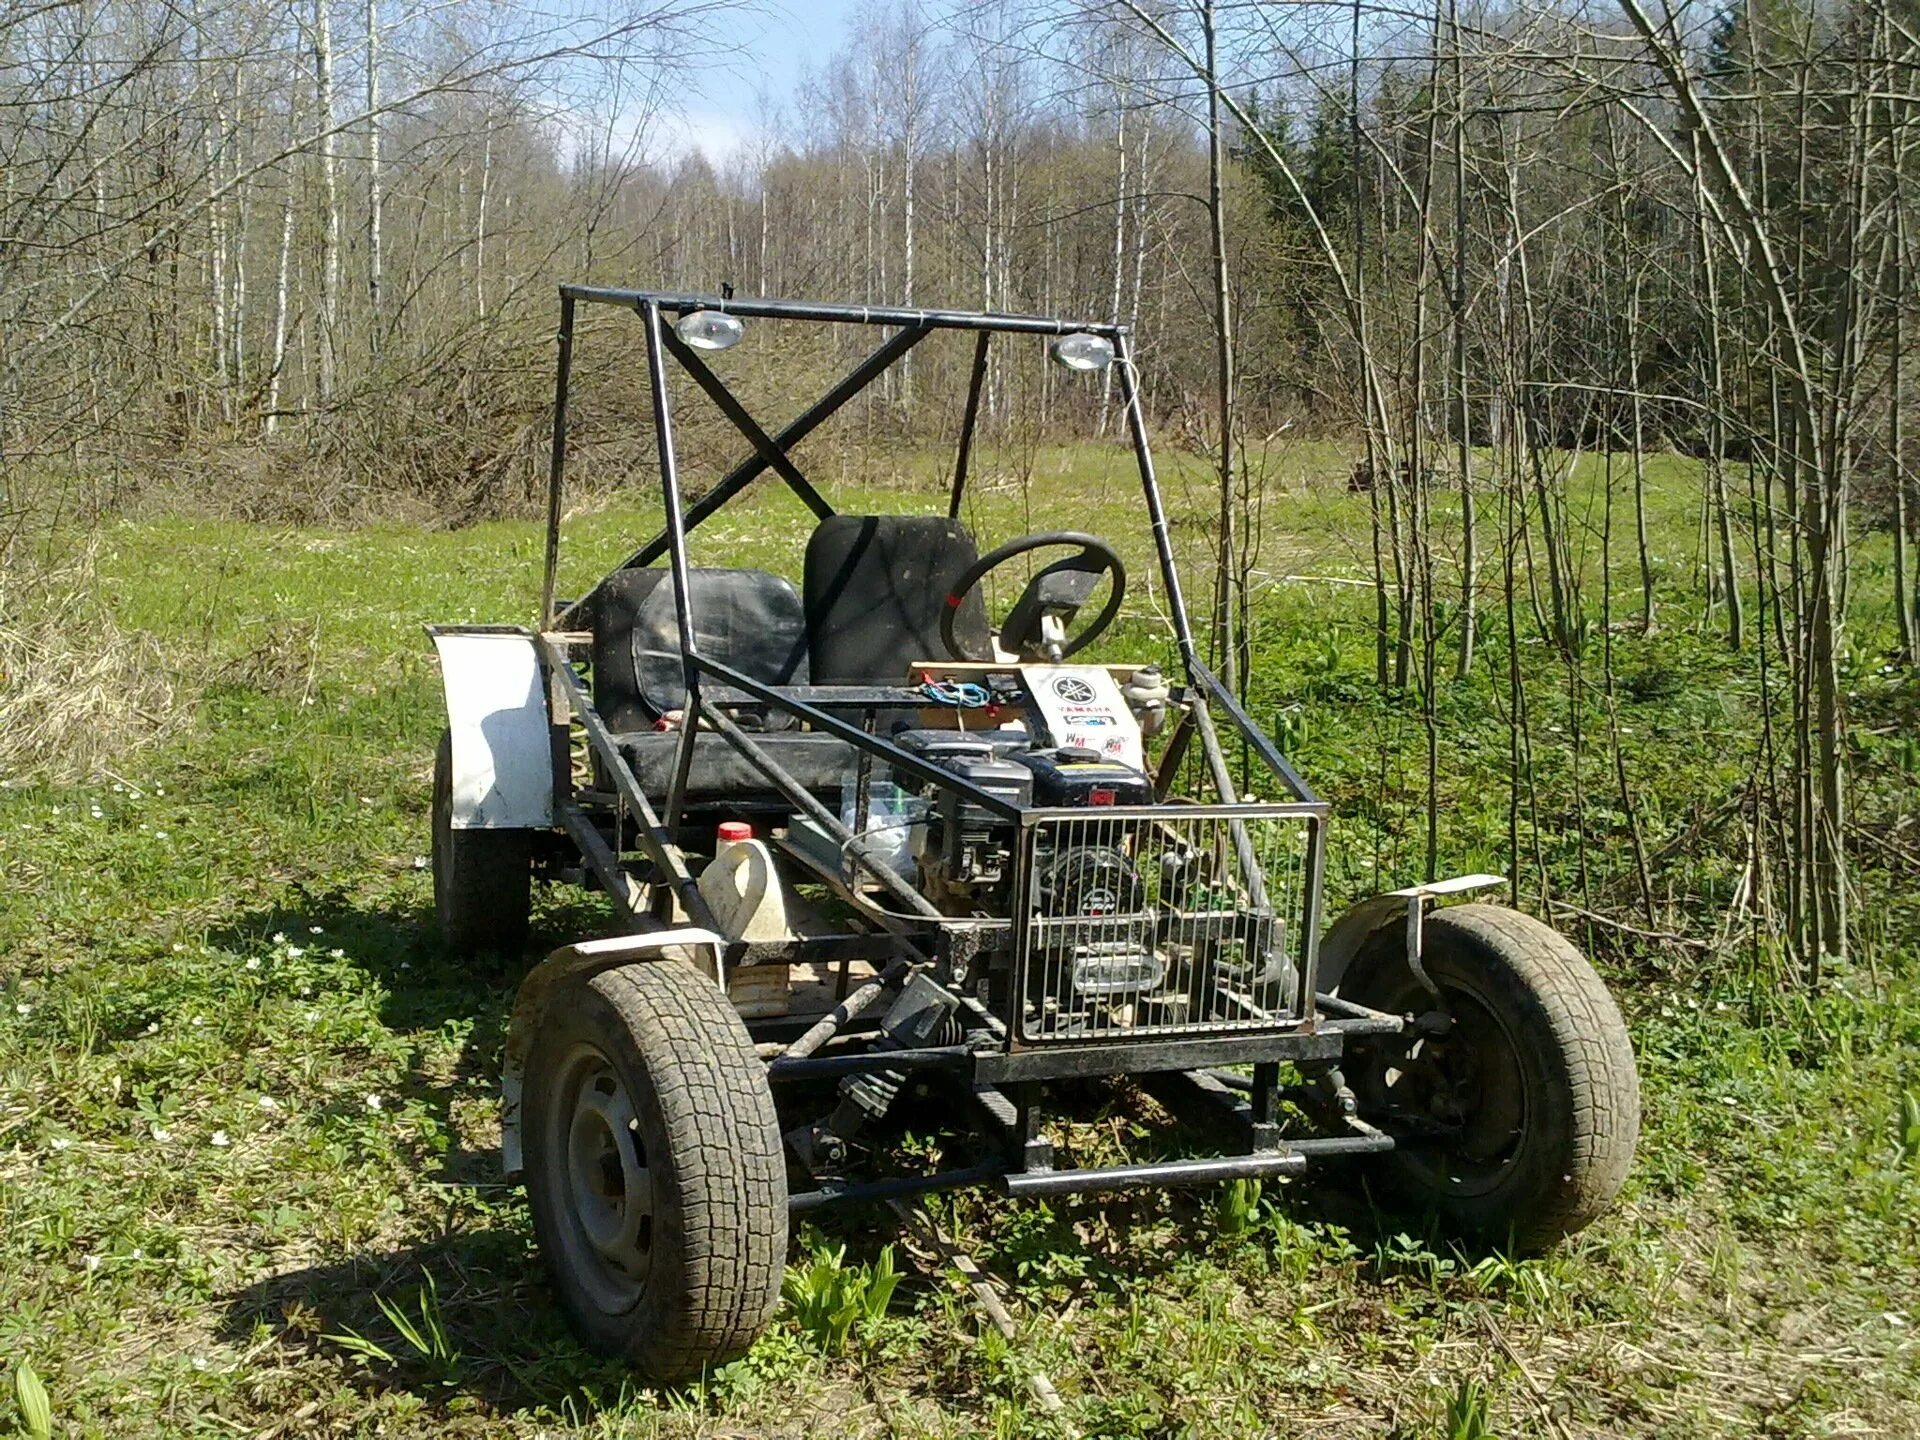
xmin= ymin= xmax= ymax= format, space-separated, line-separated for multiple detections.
xmin=525 ymin=962 xmax=786 ymax=1380
xmin=1348 ymin=902 xmax=1639 ymax=1251
xmin=432 ymin=729 xmax=532 ymax=957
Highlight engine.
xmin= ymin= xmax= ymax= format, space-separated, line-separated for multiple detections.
xmin=888 ymin=728 xmax=1180 ymax=1015
xmin=893 ymin=729 xmax=1150 ymax=886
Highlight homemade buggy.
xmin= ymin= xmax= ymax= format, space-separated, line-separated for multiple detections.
xmin=428 ymin=287 xmax=1640 ymax=1379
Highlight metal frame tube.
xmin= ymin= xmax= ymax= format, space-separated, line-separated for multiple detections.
xmin=1187 ymin=657 xmax=1321 ymax=805
xmin=789 ymin=1163 xmax=1007 ymax=1213
xmin=697 ymin=702 xmax=946 ymax=919
xmin=1115 ymin=329 xmax=1200 ymax=670
xmin=693 ymin=656 xmax=1025 ymax=821
xmin=783 ymin=959 xmax=911 ymax=1060
xmin=640 ymin=301 xmax=704 ymax=828
xmin=563 ymin=285 xmax=1118 ymax=336
xmin=537 ymin=634 xmax=714 ymax=930
xmin=1000 ymin=1151 xmax=1306 ymax=1198
xmin=540 ymin=293 xmax=575 ymax=628
xmin=767 ymin=1044 xmax=973 ymax=1081
xmin=949 ymin=331 xmax=991 ymax=519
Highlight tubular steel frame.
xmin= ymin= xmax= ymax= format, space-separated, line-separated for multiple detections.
xmin=524 ymin=286 xmax=1391 ymax=1210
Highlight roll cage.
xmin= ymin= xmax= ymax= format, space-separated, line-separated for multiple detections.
xmin=533 ymin=285 xmax=1331 ymax=977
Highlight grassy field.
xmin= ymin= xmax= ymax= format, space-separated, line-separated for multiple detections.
xmin=2 ymin=442 xmax=1918 ymax=1437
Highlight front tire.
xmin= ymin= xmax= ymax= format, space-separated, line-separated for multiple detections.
xmin=1341 ymin=903 xmax=1639 ymax=1251
xmin=522 ymin=961 xmax=788 ymax=1380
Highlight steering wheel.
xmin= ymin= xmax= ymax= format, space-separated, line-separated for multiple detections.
xmin=940 ymin=532 xmax=1126 ymax=662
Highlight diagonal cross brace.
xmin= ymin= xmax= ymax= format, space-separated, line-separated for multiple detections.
xmin=662 ymin=327 xmax=835 ymax=523
xmin=561 ymin=323 xmax=932 ymax=624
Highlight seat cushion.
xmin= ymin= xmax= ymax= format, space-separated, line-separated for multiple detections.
xmin=615 ymin=730 xmax=856 ymax=806
xmin=803 ymin=516 xmax=991 ymax=684
xmin=587 ymin=567 xmax=809 ymax=733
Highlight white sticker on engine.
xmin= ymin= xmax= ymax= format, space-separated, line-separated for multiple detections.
xmin=1024 ymin=666 xmax=1144 ymax=771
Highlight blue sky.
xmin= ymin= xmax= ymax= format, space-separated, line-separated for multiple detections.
xmin=657 ymin=0 xmax=866 ymax=165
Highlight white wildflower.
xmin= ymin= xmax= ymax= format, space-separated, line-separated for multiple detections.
xmin=365 ymin=1093 xmax=383 ymax=1112
xmin=257 ymin=1095 xmax=281 ymax=1112
xmin=245 ymin=957 xmax=261 ymax=971
xmin=309 ymin=925 xmax=323 ymax=934
xmin=150 ymin=1124 xmax=172 ymax=1142
xmin=145 ymin=1021 xmax=159 ymax=1034
xmin=272 ymin=932 xmax=287 ymax=944
xmin=82 ymin=1254 xmax=102 ymax=1273
xmin=328 ymin=948 xmax=344 ymax=959
xmin=14 ymin=1003 xmax=30 ymax=1017
xmin=285 ymin=946 xmax=304 ymax=959
xmin=49 ymin=1137 xmax=71 ymax=1152
xmin=210 ymin=1130 xmax=230 ymax=1148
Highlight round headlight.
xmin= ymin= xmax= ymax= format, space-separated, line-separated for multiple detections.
xmin=674 ymin=309 xmax=745 ymax=351
xmin=1049 ymin=331 xmax=1114 ymax=371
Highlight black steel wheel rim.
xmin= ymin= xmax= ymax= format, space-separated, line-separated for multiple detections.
xmin=1357 ymin=972 xmax=1529 ymax=1199
xmin=546 ymin=1042 xmax=653 ymax=1313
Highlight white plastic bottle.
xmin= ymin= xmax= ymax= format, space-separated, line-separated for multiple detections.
xmin=698 ymin=821 xmax=791 ymax=942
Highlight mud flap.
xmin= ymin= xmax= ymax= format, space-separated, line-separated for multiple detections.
xmin=428 ymin=625 xmax=552 ymax=830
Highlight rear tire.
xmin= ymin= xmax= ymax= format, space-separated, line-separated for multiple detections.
xmin=522 ymin=961 xmax=788 ymax=1380
xmin=1340 ymin=903 xmax=1638 ymax=1251
xmin=432 ymin=729 xmax=531 ymax=957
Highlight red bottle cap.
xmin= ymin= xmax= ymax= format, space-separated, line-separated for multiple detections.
xmin=717 ymin=821 xmax=753 ymax=842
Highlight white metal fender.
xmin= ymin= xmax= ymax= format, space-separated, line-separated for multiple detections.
xmin=427 ymin=625 xmax=552 ymax=830
xmin=499 ymin=928 xmax=726 ymax=1177
xmin=1315 ymin=873 xmax=1507 ymax=994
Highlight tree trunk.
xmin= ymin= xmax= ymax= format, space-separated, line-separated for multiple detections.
xmin=1450 ymin=0 xmax=1475 ymax=679
xmin=264 ymin=189 xmax=295 ymax=437
xmin=366 ymin=0 xmax=383 ymax=358
xmin=313 ymin=0 xmax=340 ymax=404
xmin=1203 ymin=0 xmax=1237 ymax=694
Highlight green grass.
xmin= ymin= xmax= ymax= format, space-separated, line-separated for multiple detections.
xmin=2 ymin=444 xmax=1918 ymax=1437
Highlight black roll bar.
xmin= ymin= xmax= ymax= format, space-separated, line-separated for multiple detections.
xmin=561 ymin=285 xmax=1121 ymax=337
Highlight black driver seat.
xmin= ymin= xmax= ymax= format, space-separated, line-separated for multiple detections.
xmin=803 ymin=515 xmax=992 ymax=683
